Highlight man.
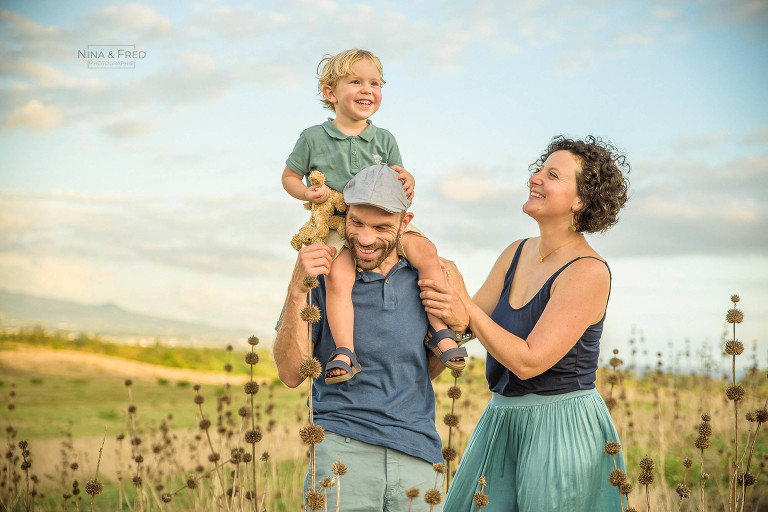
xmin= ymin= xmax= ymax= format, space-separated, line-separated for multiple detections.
xmin=274 ymin=164 xmax=468 ymax=511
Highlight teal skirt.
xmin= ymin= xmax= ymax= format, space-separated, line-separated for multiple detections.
xmin=444 ymin=389 xmax=625 ymax=512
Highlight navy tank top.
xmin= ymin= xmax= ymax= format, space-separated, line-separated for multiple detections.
xmin=486 ymin=239 xmax=610 ymax=396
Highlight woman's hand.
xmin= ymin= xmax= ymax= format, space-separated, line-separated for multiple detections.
xmin=419 ymin=259 xmax=471 ymax=332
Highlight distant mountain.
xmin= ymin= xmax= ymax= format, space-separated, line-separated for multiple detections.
xmin=0 ymin=289 xmax=251 ymax=346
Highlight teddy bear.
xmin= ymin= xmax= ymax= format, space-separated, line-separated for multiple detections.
xmin=290 ymin=170 xmax=347 ymax=251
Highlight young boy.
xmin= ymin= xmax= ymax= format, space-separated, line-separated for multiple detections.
xmin=282 ymin=49 xmax=466 ymax=384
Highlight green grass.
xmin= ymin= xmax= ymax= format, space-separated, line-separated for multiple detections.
xmin=0 ymin=326 xmax=276 ymax=377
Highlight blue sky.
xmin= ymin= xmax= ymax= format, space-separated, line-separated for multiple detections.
xmin=1 ymin=0 xmax=766 ymax=372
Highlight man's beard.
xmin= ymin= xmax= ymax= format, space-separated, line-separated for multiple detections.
xmin=348 ymin=231 xmax=401 ymax=271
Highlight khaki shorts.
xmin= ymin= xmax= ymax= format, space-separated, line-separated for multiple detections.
xmin=304 ymin=430 xmax=443 ymax=511
xmin=327 ymin=223 xmax=424 ymax=261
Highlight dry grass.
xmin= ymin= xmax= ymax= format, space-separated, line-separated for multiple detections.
xmin=2 ymin=327 xmax=768 ymax=510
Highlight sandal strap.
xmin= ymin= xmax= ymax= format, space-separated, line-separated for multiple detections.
xmin=328 ymin=347 xmax=361 ymax=371
xmin=437 ymin=347 xmax=468 ymax=363
xmin=424 ymin=326 xmax=458 ymax=350
xmin=325 ymin=359 xmax=354 ymax=374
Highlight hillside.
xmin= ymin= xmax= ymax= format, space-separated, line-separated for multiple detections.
xmin=0 ymin=289 xmax=251 ymax=345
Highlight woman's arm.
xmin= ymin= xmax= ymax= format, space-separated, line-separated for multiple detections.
xmin=422 ymin=251 xmax=609 ymax=380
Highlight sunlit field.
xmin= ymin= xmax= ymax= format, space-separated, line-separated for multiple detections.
xmin=1 ymin=296 xmax=766 ymax=511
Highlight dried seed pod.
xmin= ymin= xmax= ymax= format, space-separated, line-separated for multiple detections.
xmin=303 ymin=275 xmax=319 ymax=289
xmin=609 ymin=469 xmax=627 ymax=487
xmin=694 ymin=435 xmax=711 ymax=450
xmin=245 ymin=352 xmax=259 ymax=365
xmin=444 ymin=413 xmax=459 ymax=427
xmin=332 ymin=460 xmax=347 ymax=476
xmin=473 ymin=492 xmax=490 ymax=506
xmin=726 ymin=384 xmax=745 ymax=402
xmin=698 ymin=422 xmax=713 ymax=437
xmin=725 ymin=340 xmax=744 ymax=356
xmin=442 ymin=446 xmax=458 ymax=462
xmin=604 ymin=441 xmax=621 ymax=456
xmin=85 ymin=479 xmax=103 ymax=496
xmin=244 ymin=381 xmax=260 ymax=395
xmin=638 ymin=470 xmax=654 ymax=486
xmin=245 ymin=429 xmax=263 ymax=444
xmin=447 ymin=386 xmax=462 ymax=399
xmin=248 ymin=335 xmax=260 ymax=346
xmin=432 ymin=463 xmax=446 ymax=474
xmin=301 ymin=305 xmax=322 ymax=323
xmin=731 ymin=294 xmax=740 ymax=303
xmin=299 ymin=358 xmax=323 ymax=379
xmin=306 ymin=490 xmax=325 ymax=511
xmin=299 ymin=424 xmax=325 ymax=445
xmin=405 ymin=488 xmax=420 ymax=498
xmin=424 ymin=488 xmax=442 ymax=505
xmin=726 ymin=308 xmax=744 ymax=324
xmin=676 ymin=483 xmax=689 ymax=498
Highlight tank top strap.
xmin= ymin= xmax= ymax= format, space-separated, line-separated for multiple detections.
xmin=541 ymin=256 xmax=612 ymax=313
xmin=502 ymin=239 xmax=528 ymax=284
xmin=544 ymin=255 xmax=609 ymax=287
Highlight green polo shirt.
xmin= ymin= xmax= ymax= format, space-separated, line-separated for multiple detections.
xmin=286 ymin=119 xmax=403 ymax=192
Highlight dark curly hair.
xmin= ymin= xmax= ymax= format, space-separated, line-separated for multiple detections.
xmin=530 ymin=135 xmax=630 ymax=233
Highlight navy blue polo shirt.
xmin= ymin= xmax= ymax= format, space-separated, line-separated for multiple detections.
xmin=308 ymin=259 xmax=443 ymax=464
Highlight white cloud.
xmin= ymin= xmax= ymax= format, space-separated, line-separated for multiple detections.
xmin=103 ymin=119 xmax=155 ymax=138
xmin=6 ymin=100 xmax=61 ymax=131
xmin=80 ymin=3 xmax=172 ymax=40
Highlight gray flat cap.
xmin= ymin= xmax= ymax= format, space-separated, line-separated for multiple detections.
xmin=343 ymin=164 xmax=411 ymax=214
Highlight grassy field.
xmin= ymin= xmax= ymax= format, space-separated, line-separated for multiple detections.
xmin=2 ymin=327 xmax=768 ymax=511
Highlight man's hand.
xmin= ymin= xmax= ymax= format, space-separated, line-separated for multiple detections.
xmin=297 ymin=243 xmax=336 ymax=281
xmin=390 ymin=165 xmax=414 ymax=200
xmin=305 ymin=181 xmax=331 ymax=204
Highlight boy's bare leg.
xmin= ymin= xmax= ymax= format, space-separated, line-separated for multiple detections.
xmin=325 ymin=247 xmax=357 ymax=377
xmin=401 ymin=234 xmax=461 ymax=360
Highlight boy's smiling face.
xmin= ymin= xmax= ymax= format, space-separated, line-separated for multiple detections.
xmin=323 ymin=58 xmax=382 ymax=126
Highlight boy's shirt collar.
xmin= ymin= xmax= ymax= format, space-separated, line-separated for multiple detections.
xmin=322 ymin=118 xmax=377 ymax=142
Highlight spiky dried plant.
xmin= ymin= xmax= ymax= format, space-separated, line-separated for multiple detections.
xmin=300 ymin=274 xmax=326 ymax=511
xmin=192 ymin=385 xmax=229 ymax=511
xmin=638 ymin=455 xmax=655 ymax=512
xmin=423 ymin=463 xmax=445 ymax=511
xmin=244 ymin=334 xmax=263 ymax=506
xmin=332 ymin=455 xmax=347 ymax=512
xmin=473 ymin=475 xmax=490 ymax=511
xmin=694 ymin=412 xmax=713 ymax=510
xmin=725 ymin=294 xmax=745 ymax=512
xmin=444 ymin=366 xmax=463 ymax=490
xmin=85 ymin=428 xmax=107 ymax=512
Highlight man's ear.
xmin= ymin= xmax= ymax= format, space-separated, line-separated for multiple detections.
xmin=399 ymin=212 xmax=414 ymax=235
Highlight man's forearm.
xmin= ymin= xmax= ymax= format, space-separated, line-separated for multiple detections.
xmin=273 ymin=262 xmax=314 ymax=388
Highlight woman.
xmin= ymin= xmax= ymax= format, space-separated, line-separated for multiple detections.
xmin=420 ymin=136 xmax=630 ymax=511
